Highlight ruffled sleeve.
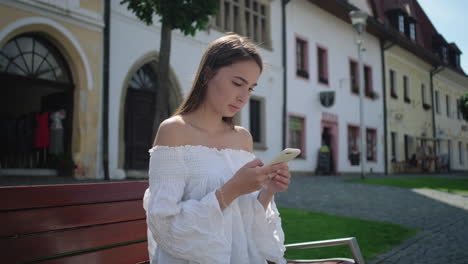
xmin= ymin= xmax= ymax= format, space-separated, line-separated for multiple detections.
xmin=143 ymin=146 xmax=230 ymax=263
xmin=245 ymin=191 xmax=287 ymax=264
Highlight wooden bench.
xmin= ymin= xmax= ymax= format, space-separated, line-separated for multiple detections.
xmin=0 ymin=181 xmax=150 ymax=264
xmin=0 ymin=181 xmax=364 ymax=264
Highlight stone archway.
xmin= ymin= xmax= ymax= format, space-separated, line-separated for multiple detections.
xmin=0 ymin=33 xmax=74 ymax=172
xmin=118 ymin=54 xmax=183 ymax=172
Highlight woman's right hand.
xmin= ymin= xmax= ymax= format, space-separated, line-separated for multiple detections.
xmin=225 ymin=159 xmax=284 ymax=196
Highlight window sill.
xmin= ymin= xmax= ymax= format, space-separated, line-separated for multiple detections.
xmin=318 ymin=77 xmax=329 ymax=85
xmin=296 ymin=70 xmax=309 ymax=79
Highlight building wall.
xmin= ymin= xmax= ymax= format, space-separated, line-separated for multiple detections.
xmin=0 ymin=0 xmax=104 ymax=178
xmin=384 ymin=46 xmax=434 ymax=173
xmin=434 ymin=70 xmax=468 ymax=171
xmin=108 ymin=0 xmax=284 ymax=179
xmin=286 ymin=0 xmax=384 ymax=174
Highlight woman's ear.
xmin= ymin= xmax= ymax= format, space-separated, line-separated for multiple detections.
xmin=203 ymin=67 xmax=215 ymax=84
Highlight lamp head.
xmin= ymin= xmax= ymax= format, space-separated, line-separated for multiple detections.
xmin=349 ymin=10 xmax=368 ymax=34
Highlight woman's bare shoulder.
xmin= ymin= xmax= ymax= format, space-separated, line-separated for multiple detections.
xmin=234 ymin=126 xmax=253 ymax=152
xmin=153 ymin=115 xmax=188 ymax=147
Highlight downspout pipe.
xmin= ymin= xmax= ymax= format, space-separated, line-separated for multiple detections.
xmin=281 ymin=0 xmax=290 ymax=150
xmin=380 ymin=39 xmax=389 ymax=174
xmin=102 ymin=0 xmax=110 ymax=180
xmin=430 ymin=65 xmax=444 ymax=156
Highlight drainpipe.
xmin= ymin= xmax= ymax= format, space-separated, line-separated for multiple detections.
xmin=281 ymin=0 xmax=290 ymax=149
xmin=102 ymin=0 xmax=110 ymax=180
xmin=380 ymin=39 xmax=389 ymax=174
xmin=430 ymin=65 xmax=444 ymax=157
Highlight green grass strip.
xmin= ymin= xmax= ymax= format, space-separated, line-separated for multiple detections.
xmin=348 ymin=177 xmax=468 ymax=194
xmin=280 ymin=207 xmax=417 ymax=261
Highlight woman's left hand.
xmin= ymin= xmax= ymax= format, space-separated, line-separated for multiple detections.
xmin=264 ymin=163 xmax=291 ymax=194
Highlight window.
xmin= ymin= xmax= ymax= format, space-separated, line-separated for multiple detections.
xmin=317 ymin=46 xmax=328 ymax=85
xmin=409 ymin=23 xmax=416 ymax=41
xmin=249 ymin=97 xmax=265 ymax=148
xmin=422 ymin=84 xmax=430 ymax=110
xmin=398 ymin=15 xmax=405 ymax=33
xmin=289 ymin=116 xmax=305 ymax=157
xmin=459 ymin=141 xmax=464 ymax=165
xmin=435 ymin=90 xmax=440 ymax=114
xmin=403 ymin=76 xmax=410 ymax=103
xmin=364 ymin=66 xmax=373 ymax=97
xmin=441 ymin=46 xmax=448 ymax=63
xmin=390 ymin=69 xmax=397 ymax=98
xmin=296 ymin=38 xmax=308 ymax=79
xmin=348 ymin=125 xmax=359 ymax=157
xmin=403 ymin=134 xmax=409 ymax=161
xmin=350 ymin=60 xmax=358 ymax=94
xmin=366 ymin=128 xmax=377 ymax=161
xmin=457 ymin=98 xmax=462 ymax=120
xmin=0 ymin=34 xmax=71 ymax=82
xmin=446 ymin=95 xmax=450 ymax=118
xmin=391 ymin=132 xmax=397 ymax=161
xmin=215 ymin=0 xmax=270 ymax=47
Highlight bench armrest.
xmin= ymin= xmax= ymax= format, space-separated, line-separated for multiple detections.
xmin=284 ymin=237 xmax=365 ymax=264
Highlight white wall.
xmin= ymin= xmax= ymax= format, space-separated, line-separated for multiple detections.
xmin=108 ymin=0 xmax=284 ymax=178
xmin=286 ymin=0 xmax=384 ymax=173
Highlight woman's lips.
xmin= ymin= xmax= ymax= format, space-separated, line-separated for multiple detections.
xmin=229 ymin=105 xmax=240 ymax=111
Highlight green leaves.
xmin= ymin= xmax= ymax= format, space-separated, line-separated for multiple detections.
xmin=120 ymin=0 xmax=219 ymax=36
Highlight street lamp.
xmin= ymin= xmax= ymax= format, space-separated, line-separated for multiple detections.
xmin=349 ymin=10 xmax=368 ymax=180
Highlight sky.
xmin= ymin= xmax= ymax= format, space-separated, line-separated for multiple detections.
xmin=417 ymin=0 xmax=468 ymax=72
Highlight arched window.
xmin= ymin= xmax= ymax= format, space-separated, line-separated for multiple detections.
xmin=0 ymin=34 xmax=71 ymax=83
xmin=128 ymin=63 xmax=157 ymax=91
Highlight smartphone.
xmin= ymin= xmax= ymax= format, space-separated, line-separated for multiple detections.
xmin=266 ymin=148 xmax=301 ymax=166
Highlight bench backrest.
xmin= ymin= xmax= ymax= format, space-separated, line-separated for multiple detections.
xmin=0 ymin=181 xmax=150 ymax=264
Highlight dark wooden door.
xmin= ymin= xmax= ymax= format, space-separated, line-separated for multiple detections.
xmin=124 ymin=89 xmax=155 ymax=170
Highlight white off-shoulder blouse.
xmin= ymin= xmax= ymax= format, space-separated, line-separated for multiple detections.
xmin=143 ymin=145 xmax=286 ymax=264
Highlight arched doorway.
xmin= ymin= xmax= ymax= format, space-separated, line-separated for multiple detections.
xmin=0 ymin=33 xmax=74 ymax=172
xmin=124 ymin=63 xmax=160 ymax=170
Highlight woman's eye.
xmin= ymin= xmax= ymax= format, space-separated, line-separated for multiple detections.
xmin=232 ymin=81 xmax=242 ymax=86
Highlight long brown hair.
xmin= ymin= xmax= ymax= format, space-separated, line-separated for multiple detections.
xmin=173 ymin=33 xmax=263 ymax=129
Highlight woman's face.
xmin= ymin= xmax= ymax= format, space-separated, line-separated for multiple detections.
xmin=204 ymin=59 xmax=261 ymax=117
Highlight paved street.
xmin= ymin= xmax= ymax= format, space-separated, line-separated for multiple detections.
xmin=275 ymin=173 xmax=468 ymax=264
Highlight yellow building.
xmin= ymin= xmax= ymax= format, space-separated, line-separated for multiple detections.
xmin=374 ymin=0 xmax=468 ymax=173
xmin=433 ymin=67 xmax=468 ymax=171
xmin=385 ymin=46 xmax=435 ymax=173
xmin=0 ymin=0 xmax=104 ymax=178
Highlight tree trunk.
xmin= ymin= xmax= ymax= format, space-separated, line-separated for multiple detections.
xmin=153 ymin=20 xmax=172 ymax=135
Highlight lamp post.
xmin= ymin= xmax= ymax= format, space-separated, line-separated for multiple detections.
xmin=349 ymin=10 xmax=368 ymax=180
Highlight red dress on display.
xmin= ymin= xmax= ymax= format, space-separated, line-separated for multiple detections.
xmin=34 ymin=112 xmax=50 ymax=148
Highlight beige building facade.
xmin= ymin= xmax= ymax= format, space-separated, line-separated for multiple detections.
xmin=0 ymin=0 xmax=104 ymax=178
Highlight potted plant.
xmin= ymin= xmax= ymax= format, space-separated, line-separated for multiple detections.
xmin=367 ymin=90 xmax=379 ymax=100
xmin=460 ymin=93 xmax=468 ymax=122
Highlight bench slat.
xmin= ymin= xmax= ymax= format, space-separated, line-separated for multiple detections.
xmin=0 ymin=219 xmax=147 ymax=263
xmin=0 ymin=200 xmax=145 ymax=237
xmin=0 ymin=181 xmax=149 ymax=210
xmin=38 ymin=241 xmax=149 ymax=264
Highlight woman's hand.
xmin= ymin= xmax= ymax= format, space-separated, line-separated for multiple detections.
xmin=264 ymin=162 xmax=290 ymax=194
xmin=225 ymin=159 xmax=285 ymax=196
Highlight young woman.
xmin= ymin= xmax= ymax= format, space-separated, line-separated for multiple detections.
xmin=143 ymin=33 xmax=291 ymax=264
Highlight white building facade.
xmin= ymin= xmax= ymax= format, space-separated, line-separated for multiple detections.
xmin=108 ymin=0 xmax=285 ymax=179
xmin=284 ymin=0 xmax=385 ymax=174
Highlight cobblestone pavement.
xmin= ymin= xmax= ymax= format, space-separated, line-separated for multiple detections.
xmin=275 ymin=173 xmax=468 ymax=264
